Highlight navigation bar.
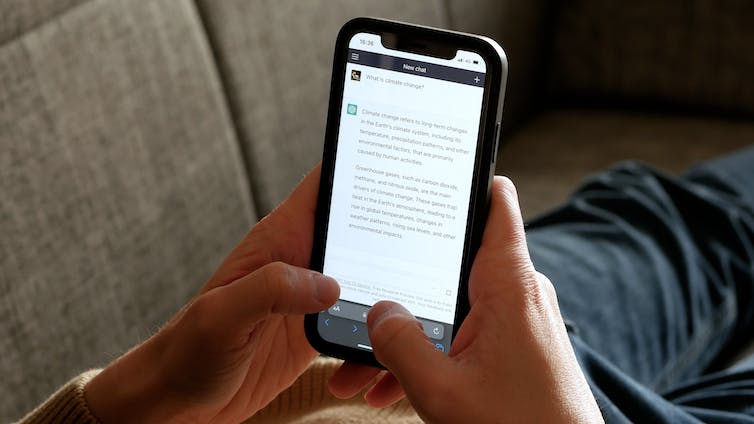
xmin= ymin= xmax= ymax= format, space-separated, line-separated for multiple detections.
xmin=348 ymin=48 xmax=485 ymax=87
xmin=328 ymin=300 xmax=446 ymax=340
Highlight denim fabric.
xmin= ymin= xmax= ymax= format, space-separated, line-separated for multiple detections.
xmin=526 ymin=145 xmax=754 ymax=422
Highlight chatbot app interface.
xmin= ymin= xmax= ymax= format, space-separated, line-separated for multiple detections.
xmin=319 ymin=32 xmax=486 ymax=353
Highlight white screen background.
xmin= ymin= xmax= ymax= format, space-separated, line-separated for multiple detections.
xmin=323 ymin=33 xmax=485 ymax=324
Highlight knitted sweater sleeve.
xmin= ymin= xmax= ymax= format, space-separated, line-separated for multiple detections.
xmin=17 ymin=370 xmax=101 ymax=424
xmin=17 ymin=358 xmax=421 ymax=424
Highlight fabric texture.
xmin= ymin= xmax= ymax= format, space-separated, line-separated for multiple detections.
xmin=5 ymin=0 xmax=754 ymax=422
xmin=246 ymin=357 xmax=420 ymax=424
xmin=550 ymin=1 xmax=754 ymax=115
xmin=0 ymin=0 xmax=253 ymax=420
xmin=446 ymin=0 xmax=550 ymax=129
xmin=496 ymin=109 xmax=754 ymax=219
xmin=22 ymin=359 xmax=420 ymax=424
xmin=195 ymin=0 xmax=448 ymax=214
xmin=21 ymin=149 xmax=754 ymax=422
xmin=527 ymin=146 xmax=754 ymax=422
xmin=18 ymin=371 xmax=100 ymax=424
xmin=0 ymin=0 xmax=86 ymax=44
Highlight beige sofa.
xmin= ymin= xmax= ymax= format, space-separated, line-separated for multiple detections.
xmin=2 ymin=0 xmax=752 ymax=420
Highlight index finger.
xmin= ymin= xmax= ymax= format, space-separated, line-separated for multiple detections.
xmin=468 ymin=176 xmax=536 ymax=303
xmin=201 ymin=164 xmax=322 ymax=293
xmin=194 ymin=261 xmax=339 ymax=342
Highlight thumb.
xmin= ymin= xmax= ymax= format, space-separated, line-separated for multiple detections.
xmin=196 ymin=262 xmax=340 ymax=339
xmin=367 ymin=301 xmax=450 ymax=394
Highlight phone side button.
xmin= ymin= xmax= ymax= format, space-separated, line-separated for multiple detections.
xmin=492 ymin=122 xmax=501 ymax=164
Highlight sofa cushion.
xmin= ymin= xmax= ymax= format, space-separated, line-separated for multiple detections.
xmin=196 ymin=0 xmax=448 ymax=214
xmin=446 ymin=0 xmax=550 ymax=129
xmin=0 ymin=0 xmax=85 ymax=43
xmin=549 ymin=1 xmax=754 ymax=116
xmin=496 ymin=110 xmax=754 ymax=219
xmin=0 ymin=0 xmax=253 ymax=419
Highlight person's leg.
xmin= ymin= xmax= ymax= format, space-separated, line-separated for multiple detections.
xmin=570 ymin=336 xmax=754 ymax=422
xmin=521 ymin=145 xmax=754 ymax=421
xmin=682 ymin=147 xmax=754 ymax=370
xmin=660 ymin=352 xmax=754 ymax=421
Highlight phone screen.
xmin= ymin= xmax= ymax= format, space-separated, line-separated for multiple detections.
xmin=318 ymin=32 xmax=488 ymax=354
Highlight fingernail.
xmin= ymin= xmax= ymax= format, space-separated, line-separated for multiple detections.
xmin=368 ymin=302 xmax=412 ymax=330
xmin=313 ymin=273 xmax=340 ymax=304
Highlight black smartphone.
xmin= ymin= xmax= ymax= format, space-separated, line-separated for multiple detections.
xmin=305 ymin=17 xmax=507 ymax=367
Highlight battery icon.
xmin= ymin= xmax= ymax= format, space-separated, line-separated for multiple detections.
xmin=473 ymin=60 xmax=479 ymax=64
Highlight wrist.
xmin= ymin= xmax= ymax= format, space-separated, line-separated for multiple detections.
xmin=84 ymin=337 xmax=189 ymax=424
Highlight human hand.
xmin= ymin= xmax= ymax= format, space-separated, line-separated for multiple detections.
xmin=328 ymin=177 xmax=604 ymax=423
xmin=85 ymin=165 xmax=338 ymax=423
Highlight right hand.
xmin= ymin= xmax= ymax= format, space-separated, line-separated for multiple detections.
xmin=329 ymin=176 xmax=604 ymax=423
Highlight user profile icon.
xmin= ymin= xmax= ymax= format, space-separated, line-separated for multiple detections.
xmin=351 ymin=70 xmax=361 ymax=81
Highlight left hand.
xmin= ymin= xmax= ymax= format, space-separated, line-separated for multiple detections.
xmin=85 ymin=165 xmax=338 ymax=423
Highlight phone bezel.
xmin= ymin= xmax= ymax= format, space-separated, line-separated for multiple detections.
xmin=305 ymin=17 xmax=508 ymax=368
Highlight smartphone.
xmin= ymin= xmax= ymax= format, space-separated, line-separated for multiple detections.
xmin=305 ymin=17 xmax=507 ymax=367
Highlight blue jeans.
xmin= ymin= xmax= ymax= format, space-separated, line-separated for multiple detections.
xmin=526 ymin=146 xmax=754 ymax=422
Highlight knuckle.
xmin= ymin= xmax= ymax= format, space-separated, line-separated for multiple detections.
xmin=508 ymin=239 xmax=533 ymax=270
xmin=184 ymin=295 xmax=218 ymax=342
xmin=475 ymin=246 xmax=537 ymax=298
xmin=231 ymin=226 xmax=275 ymax=268
xmin=537 ymin=272 xmax=558 ymax=302
xmin=260 ymin=261 xmax=294 ymax=308
xmin=521 ymin=270 xmax=558 ymax=312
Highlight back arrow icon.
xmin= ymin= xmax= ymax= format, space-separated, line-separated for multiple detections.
xmin=324 ymin=318 xmax=330 ymax=326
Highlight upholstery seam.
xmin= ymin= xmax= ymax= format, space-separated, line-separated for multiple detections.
xmin=440 ymin=0 xmax=454 ymax=29
xmin=191 ymin=0 xmax=259 ymax=221
xmin=0 ymin=0 xmax=95 ymax=49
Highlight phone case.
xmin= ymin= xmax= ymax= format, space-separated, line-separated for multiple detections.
xmin=305 ymin=17 xmax=508 ymax=368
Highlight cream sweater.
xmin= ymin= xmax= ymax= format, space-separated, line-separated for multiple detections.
xmin=18 ymin=357 xmax=422 ymax=424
